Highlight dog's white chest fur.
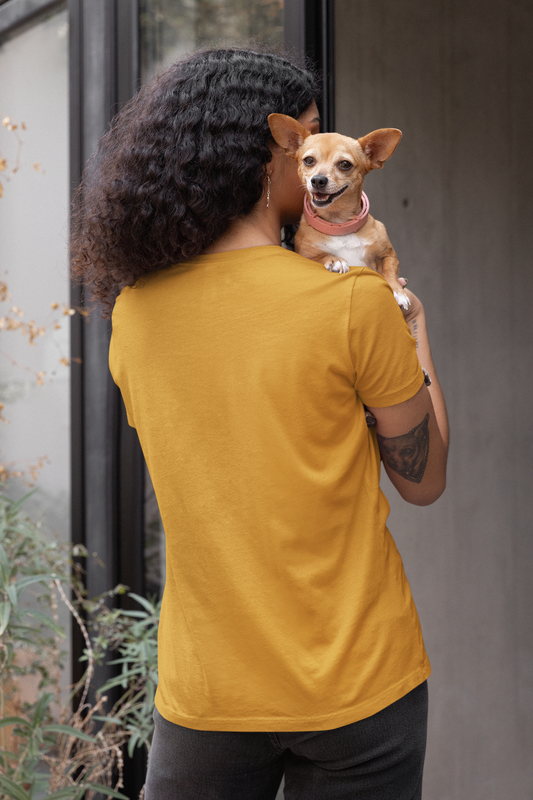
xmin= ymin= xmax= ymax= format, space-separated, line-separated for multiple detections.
xmin=323 ymin=233 xmax=371 ymax=268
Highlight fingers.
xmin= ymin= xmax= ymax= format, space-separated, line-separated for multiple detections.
xmin=364 ymin=407 xmax=377 ymax=427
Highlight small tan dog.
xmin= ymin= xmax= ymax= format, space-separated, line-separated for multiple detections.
xmin=268 ymin=114 xmax=409 ymax=309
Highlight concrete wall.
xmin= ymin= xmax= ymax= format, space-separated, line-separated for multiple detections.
xmin=334 ymin=0 xmax=533 ymax=796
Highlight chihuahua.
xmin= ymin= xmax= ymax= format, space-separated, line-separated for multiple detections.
xmin=268 ymin=114 xmax=409 ymax=309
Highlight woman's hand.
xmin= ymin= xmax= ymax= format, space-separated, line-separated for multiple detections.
xmin=398 ymin=279 xmax=424 ymax=325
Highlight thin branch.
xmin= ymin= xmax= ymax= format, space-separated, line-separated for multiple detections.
xmin=54 ymin=578 xmax=93 ymax=710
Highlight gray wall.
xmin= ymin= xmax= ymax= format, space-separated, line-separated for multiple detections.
xmin=335 ymin=0 xmax=533 ymax=796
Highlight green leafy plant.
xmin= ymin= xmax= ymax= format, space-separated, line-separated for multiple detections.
xmin=87 ymin=592 xmax=160 ymax=759
xmin=0 ymin=489 xmax=160 ymax=800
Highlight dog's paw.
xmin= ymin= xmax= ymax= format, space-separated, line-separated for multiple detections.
xmin=393 ymin=290 xmax=411 ymax=310
xmin=324 ymin=258 xmax=350 ymax=274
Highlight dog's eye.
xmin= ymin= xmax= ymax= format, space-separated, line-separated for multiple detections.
xmin=338 ymin=160 xmax=352 ymax=171
xmin=303 ymin=157 xmax=315 ymax=166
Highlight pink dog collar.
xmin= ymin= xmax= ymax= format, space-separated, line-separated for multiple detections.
xmin=303 ymin=191 xmax=370 ymax=235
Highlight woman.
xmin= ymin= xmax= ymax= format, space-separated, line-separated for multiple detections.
xmin=72 ymin=48 xmax=448 ymax=800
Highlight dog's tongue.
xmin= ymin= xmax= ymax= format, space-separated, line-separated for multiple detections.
xmin=313 ymin=192 xmax=329 ymax=201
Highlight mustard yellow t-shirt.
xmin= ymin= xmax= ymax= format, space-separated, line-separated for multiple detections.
xmin=109 ymin=245 xmax=429 ymax=732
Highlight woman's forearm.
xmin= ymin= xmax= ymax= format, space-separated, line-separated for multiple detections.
xmin=405 ymin=306 xmax=449 ymax=455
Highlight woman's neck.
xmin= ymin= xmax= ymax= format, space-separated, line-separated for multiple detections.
xmin=204 ymin=202 xmax=284 ymax=254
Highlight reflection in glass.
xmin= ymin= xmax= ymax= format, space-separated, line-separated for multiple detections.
xmin=140 ymin=0 xmax=284 ymax=83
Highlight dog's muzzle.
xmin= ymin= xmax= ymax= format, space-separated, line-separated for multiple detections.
xmin=309 ymin=183 xmax=348 ymax=208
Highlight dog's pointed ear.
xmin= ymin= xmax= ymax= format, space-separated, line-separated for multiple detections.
xmin=358 ymin=128 xmax=402 ymax=170
xmin=268 ymin=114 xmax=311 ymax=156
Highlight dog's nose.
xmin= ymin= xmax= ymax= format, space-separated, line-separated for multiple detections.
xmin=311 ymin=174 xmax=328 ymax=190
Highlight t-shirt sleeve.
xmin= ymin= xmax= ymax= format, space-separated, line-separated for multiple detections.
xmin=109 ymin=292 xmax=137 ymax=429
xmin=349 ymin=269 xmax=424 ymax=408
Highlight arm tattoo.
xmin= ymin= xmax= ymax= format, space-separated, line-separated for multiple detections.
xmin=376 ymin=413 xmax=430 ymax=484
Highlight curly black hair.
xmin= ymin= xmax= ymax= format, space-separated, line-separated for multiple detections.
xmin=70 ymin=48 xmax=318 ymax=314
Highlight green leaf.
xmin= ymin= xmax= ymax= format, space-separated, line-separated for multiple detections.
xmin=25 ymin=608 xmax=66 ymax=637
xmin=98 ymin=674 xmax=130 ymax=691
xmin=0 ymin=715 xmax=31 ymax=730
xmin=9 ymin=488 xmax=37 ymax=513
xmin=6 ymin=582 xmax=18 ymax=609
xmin=15 ymin=573 xmax=60 ymax=591
xmin=85 ymin=784 xmax=129 ymax=800
xmin=0 ymin=599 xmax=11 ymax=636
xmin=98 ymin=667 xmax=142 ymax=692
xmin=44 ymin=789 xmax=85 ymax=800
xmin=116 ymin=609 xmax=148 ymax=619
xmin=127 ymin=731 xmax=141 ymax=758
xmin=43 ymin=724 xmax=96 ymax=743
xmin=0 ymin=746 xmax=20 ymax=759
xmin=0 ymin=543 xmax=10 ymax=582
xmin=91 ymin=714 xmax=122 ymax=724
xmin=128 ymin=592 xmax=157 ymax=613
xmin=33 ymin=691 xmax=54 ymax=725
xmin=0 ymin=773 xmax=33 ymax=800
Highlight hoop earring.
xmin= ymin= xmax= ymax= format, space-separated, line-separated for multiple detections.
xmin=266 ymin=174 xmax=271 ymax=209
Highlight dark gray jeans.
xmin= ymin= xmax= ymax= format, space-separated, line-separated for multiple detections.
xmin=145 ymin=681 xmax=428 ymax=800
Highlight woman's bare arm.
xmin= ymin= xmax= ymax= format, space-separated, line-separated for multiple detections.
xmin=366 ymin=288 xmax=449 ymax=506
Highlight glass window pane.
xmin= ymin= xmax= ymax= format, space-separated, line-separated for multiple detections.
xmin=0 ymin=5 xmax=70 ymax=699
xmin=140 ymin=0 xmax=284 ymax=83
xmin=0 ymin=8 xmax=70 ymax=536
